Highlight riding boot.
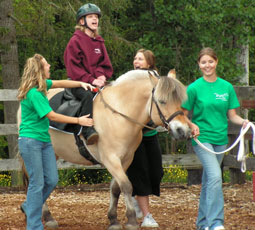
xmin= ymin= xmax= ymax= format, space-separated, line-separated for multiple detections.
xmin=82 ymin=126 xmax=99 ymax=145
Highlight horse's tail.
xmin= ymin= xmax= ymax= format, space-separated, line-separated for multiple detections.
xmin=17 ymin=104 xmax=29 ymax=190
xmin=19 ymin=154 xmax=29 ymax=192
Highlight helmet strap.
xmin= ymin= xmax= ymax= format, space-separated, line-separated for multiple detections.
xmin=82 ymin=16 xmax=97 ymax=34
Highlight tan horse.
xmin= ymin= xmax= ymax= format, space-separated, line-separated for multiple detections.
xmin=18 ymin=70 xmax=190 ymax=230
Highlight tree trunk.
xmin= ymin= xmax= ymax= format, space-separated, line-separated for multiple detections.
xmin=0 ymin=0 xmax=22 ymax=186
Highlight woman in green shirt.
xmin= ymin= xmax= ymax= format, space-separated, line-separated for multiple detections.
xmin=182 ymin=47 xmax=248 ymax=230
xmin=18 ymin=54 xmax=94 ymax=230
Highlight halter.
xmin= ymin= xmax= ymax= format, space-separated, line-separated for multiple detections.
xmin=150 ymin=88 xmax=184 ymax=131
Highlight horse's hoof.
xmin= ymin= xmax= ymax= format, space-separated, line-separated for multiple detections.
xmin=125 ymin=223 xmax=139 ymax=230
xmin=45 ymin=220 xmax=59 ymax=229
xmin=108 ymin=223 xmax=123 ymax=230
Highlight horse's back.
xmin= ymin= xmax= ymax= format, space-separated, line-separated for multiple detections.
xmin=48 ymin=88 xmax=64 ymax=100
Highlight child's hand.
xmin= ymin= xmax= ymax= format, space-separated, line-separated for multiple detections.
xmin=80 ymin=82 xmax=95 ymax=91
xmin=78 ymin=114 xmax=94 ymax=127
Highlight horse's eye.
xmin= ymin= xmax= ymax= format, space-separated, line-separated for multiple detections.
xmin=158 ymin=100 xmax=166 ymax=105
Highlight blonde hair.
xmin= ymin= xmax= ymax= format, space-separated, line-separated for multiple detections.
xmin=17 ymin=54 xmax=47 ymax=100
xmin=75 ymin=21 xmax=99 ymax=37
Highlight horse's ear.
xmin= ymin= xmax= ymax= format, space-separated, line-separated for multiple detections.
xmin=167 ymin=69 xmax=176 ymax=79
xmin=148 ymin=70 xmax=158 ymax=86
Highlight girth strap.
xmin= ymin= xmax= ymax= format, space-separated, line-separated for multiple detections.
xmin=73 ymin=134 xmax=99 ymax=165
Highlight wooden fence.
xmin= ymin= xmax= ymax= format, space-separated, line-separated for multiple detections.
xmin=0 ymin=87 xmax=255 ymax=185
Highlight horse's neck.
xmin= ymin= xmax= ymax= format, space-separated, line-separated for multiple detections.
xmin=103 ymin=80 xmax=152 ymax=122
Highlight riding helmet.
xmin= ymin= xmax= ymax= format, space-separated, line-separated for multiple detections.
xmin=76 ymin=3 xmax=101 ymax=23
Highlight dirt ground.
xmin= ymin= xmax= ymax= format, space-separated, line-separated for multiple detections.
xmin=0 ymin=182 xmax=254 ymax=230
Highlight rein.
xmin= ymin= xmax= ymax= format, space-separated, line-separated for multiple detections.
xmin=98 ymin=87 xmax=156 ymax=130
xmin=193 ymin=122 xmax=255 ymax=172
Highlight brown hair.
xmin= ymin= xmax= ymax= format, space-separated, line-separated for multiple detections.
xmin=197 ymin=47 xmax=218 ymax=62
xmin=17 ymin=54 xmax=47 ymax=100
xmin=136 ymin=49 xmax=158 ymax=72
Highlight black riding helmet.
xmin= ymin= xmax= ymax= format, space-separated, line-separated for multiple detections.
xmin=76 ymin=3 xmax=101 ymax=28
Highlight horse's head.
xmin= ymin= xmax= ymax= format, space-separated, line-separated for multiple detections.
xmin=148 ymin=71 xmax=190 ymax=139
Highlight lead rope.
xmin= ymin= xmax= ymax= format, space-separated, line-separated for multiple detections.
xmin=193 ymin=122 xmax=255 ymax=172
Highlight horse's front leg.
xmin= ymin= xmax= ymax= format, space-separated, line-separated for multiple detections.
xmin=105 ymin=160 xmax=139 ymax=230
xmin=108 ymin=178 xmax=122 ymax=230
xmin=42 ymin=202 xmax=58 ymax=229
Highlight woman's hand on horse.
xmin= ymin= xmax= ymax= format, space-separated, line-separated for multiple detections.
xmin=80 ymin=82 xmax=95 ymax=91
xmin=78 ymin=114 xmax=94 ymax=127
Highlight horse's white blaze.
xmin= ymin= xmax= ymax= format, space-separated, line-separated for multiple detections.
xmin=169 ymin=120 xmax=190 ymax=139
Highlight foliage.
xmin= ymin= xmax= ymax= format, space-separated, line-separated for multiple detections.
xmin=0 ymin=172 xmax=12 ymax=186
xmin=162 ymin=165 xmax=188 ymax=183
xmin=115 ymin=0 xmax=255 ymax=84
xmin=58 ymin=168 xmax=112 ymax=186
xmin=223 ymin=170 xmax=254 ymax=183
xmin=1 ymin=168 xmax=254 ymax=186
xmin=1 ymin=0 xmax=255 ymax=158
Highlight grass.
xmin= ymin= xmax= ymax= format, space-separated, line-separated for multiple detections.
xmin=0 ymin=167 xmax=254 ymax=187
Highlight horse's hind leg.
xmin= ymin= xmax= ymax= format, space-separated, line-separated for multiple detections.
xmin=42 ymin=202 xmax=58 ymax=229
xmin=108 ymin=178 xmax=122 ymax=230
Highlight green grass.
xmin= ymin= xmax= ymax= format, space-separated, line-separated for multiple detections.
xmin=0 ymin=168 xmax=254 ymax=186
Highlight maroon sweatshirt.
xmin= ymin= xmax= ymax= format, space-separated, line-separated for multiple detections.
xmin=64 ymin=30 xmax=113 ymax=84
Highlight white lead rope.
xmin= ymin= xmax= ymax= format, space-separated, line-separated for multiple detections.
xmin=193 ymin=122 xmax=255 ymax=173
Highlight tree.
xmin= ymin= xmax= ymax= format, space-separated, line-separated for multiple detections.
xmin=0 ymin=0 xmax=21 ymax=185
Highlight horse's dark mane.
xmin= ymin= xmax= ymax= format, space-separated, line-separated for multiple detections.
xmin=155 ymin=76 xmax=187 ymax=104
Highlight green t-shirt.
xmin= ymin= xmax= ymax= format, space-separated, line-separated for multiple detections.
xmin=182 ymin=77 xmax=240 ymax=145
xmin=143 ymin=129 xmax=157 ymax=137
xmin=19 ymin=80 xmax=53 ymax=142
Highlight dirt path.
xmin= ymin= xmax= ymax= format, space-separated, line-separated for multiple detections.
xmin=0 ymin=182 xmax=254 ymax=230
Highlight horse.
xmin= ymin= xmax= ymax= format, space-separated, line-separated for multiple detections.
xmin=17 ymin=69 xmax=191 ymax=230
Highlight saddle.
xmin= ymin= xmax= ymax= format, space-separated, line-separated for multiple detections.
xmin=49 ymin=88 xmax=81 ymax=133
xmin=49 ymin=89 xmax=99 ymax=164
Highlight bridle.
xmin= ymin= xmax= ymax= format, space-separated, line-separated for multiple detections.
xmin=150 ymin=87 xmax=184 ymax=131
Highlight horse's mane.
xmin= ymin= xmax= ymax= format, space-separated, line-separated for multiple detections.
xmin=109 ymin=70 xmax=187 ymax=104
xmin=110 ymin=70 xmax=149 ymax=86
xmin=154 ymin=76 xmax=187 ymax=104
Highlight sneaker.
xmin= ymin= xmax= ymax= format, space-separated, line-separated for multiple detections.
xmin=132 ymin=197 xmax=143 ymax=219
xmin=20 ymin=203 xmax=27 ymax=223
xmin=214 ymin=226 xmax=225 ymax=230
xmin=141 ymin=213 xmax=159 ymax=228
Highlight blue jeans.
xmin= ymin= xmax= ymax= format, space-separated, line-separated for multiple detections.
xmin=18 ymin=137 xmax=58 ymax=230
xmin=193 ymin=143 xmax=226 ymax=230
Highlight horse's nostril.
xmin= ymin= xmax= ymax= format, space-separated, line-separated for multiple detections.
xmin=177 ymin=127 xmax=184 ymax=136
